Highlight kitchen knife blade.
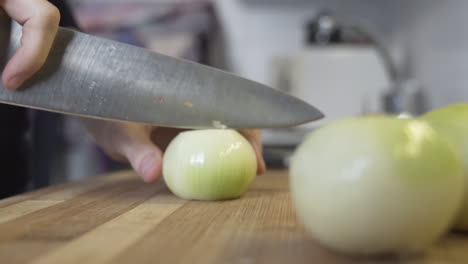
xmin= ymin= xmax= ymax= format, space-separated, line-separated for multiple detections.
xmin=0 ymin=18 xmax=323 ymax=129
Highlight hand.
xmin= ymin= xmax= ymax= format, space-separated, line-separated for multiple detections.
xmin=1 ymin=0 xmax=60 ymax=90
xmin=81 ymin=119 xmax=267 ymax=183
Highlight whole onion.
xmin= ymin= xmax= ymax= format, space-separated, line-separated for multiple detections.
xmin=290 ymin=116 xmax=464 ymax=255
xmin=422 ymin=103 xmax=468 ymax=230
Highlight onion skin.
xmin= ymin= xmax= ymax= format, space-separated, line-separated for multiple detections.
xmin=163 ymin=129 xmax=257 ymax=201
xmin=421 ymin=103 xmax=468 ymax=231
xmin=290 ymin=116 xmax=464 ymax=255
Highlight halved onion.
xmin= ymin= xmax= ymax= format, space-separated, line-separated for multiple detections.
xmin=163 ymin=129 xmax=257 ymax=201
xmin=290 ymin=116 xmax=464 ymax=255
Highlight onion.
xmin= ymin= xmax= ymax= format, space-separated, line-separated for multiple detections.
xmin=290 ymin=116 xmax=464 ymax=255
xmin=421 ymin=103 xmax=468 ymax=230
xmin=163 ymin=129 xmax=257 ymax=201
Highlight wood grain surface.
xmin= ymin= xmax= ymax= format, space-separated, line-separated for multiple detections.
xmin=0 ymin=170 xmax=467 ymax=264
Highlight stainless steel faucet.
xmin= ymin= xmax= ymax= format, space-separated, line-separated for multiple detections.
xmin=310 ymin=10 xmax=426 ymax=115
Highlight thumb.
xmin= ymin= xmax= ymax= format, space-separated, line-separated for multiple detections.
xmin=81 ymin=119 xmax=163 ymax=183
xmin=118 ymin=137 xmax=163 ymax=183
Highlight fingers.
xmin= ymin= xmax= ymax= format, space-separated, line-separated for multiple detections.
xmin=80 ymin=119 xmax=163 ymax=183
xmin=150 ymin=127 xmax=188 ymax=152
xmin=238 ymin=129 xmax=267 ymax=175
xmin=1 ymin=0 xmax=60 ymax=89
xmin=81 ymin=118 xmax=267 ymax=181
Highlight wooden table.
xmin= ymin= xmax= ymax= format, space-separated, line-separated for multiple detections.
xmin=1 ymin=170 xmax=468 ymax=264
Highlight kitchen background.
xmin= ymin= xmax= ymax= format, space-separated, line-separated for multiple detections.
xmin=29 ymin=0 xmax=468 ymax=188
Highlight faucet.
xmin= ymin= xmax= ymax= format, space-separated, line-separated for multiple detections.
xmin=308 ymin=10 xmax=426 ymax=115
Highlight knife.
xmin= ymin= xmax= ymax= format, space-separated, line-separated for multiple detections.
xmin=0 ymin=15 xmax=323 ymax=129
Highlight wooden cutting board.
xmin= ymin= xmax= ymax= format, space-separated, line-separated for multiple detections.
xmin=0 ymin=170 xmax=467 ymax=264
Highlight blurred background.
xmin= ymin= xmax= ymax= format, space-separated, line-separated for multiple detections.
xmin=26 ymin=0 xmax=468 ymax=188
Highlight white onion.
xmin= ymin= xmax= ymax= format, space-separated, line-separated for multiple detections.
xmin=163 ymin=129 xmax=257 ymax=201
xmin=290 ymin=116 xmax=464 ymax=255
xmin=421 ymin=103 xmax=468 ymax=231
